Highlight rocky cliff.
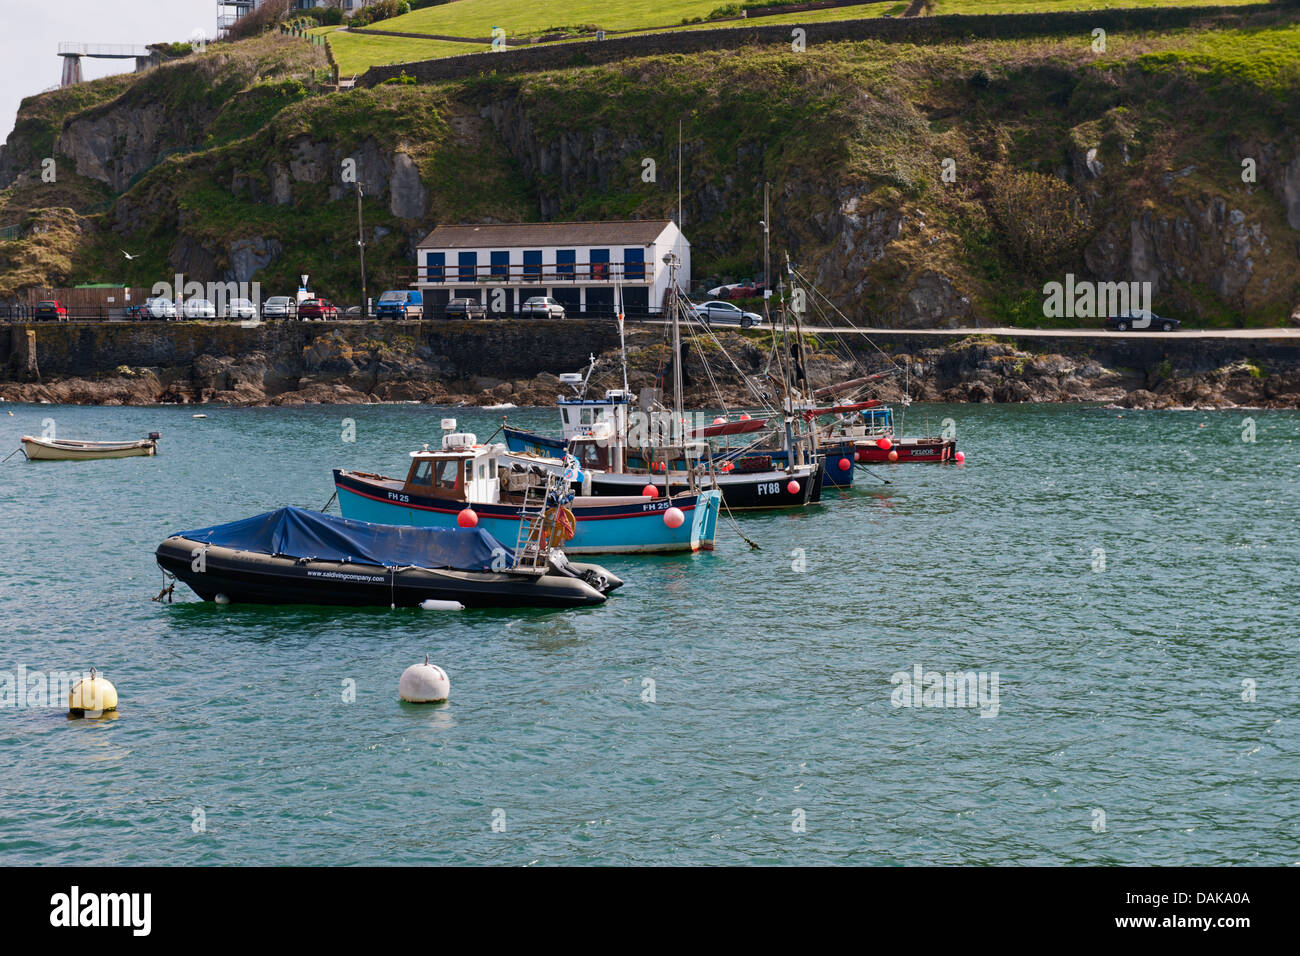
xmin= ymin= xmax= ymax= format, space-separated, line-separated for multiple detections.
xmin=3 ymin=320 xmax=1298 ymax=411
xmin=1 ymin=14 xmax=1298 ymax=327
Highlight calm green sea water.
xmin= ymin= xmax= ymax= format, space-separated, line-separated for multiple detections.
xmin=0 ymin=401 xmax=1296 ymax=865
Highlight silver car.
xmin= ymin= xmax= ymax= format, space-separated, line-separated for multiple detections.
xmin=183 ymin=298 xmax=216 ymax=319
xmin=690 ymin=300 xmax=763 ymax=328
xmin=262 ymin=296 xmax=295 ymax=320
xmin=522 ymin=296 xmax=565 ymax=319
xmin=225 ymin=298 xmax=258 ymax=320
xmin=144 ymin=297 xmax=177 ymax=320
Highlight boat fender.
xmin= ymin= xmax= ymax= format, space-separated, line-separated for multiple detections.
xmin=419 ymin=599 xmax=464 ymax=611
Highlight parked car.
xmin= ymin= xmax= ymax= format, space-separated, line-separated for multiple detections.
xmin=297 ymin=298 xmax=340 ymax=320
xmin=144 ymin=297 xmax=177 ymax=320
xmin=722 ymin=282 xmax=765 ymax=300
xmin=689 ymin=300 xmax=763 ymax=328
xmin=522 ymin=296 xmax=566 ymax=319
xmin=35 ymin=299 xmax=69 ymax=321
xmin=445 ymin=297 xmax=487 ymax=320
xmin=225 ymin=298 xmax=258 ymax=321
xmin=183 ymin=298 xmax=217 ymax=319
xmin=1105 ymin=310 xmax=1180 ymax=332
xmin=375 ymin=289 xmax=424 ymax=319
xmin=706 ymin=282 xmax=744 ymax=298
xmin=262 ymin=296 xmax=295 ymax=320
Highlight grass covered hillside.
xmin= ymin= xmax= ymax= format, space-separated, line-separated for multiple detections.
xmin=0 ymin=5 xmax=1297 ymax=327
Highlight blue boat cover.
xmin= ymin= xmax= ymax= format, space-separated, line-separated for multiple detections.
xmin=173 ymin=507 xmax=505 ymax=571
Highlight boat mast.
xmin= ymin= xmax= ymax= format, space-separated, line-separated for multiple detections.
xmin=616 ymin=280 xmax=629 ymax=393
xmin=786 ymin=252 xmax=813 ymax=465
xmin=767 ymin=183 xmax=796 ymax=466
xmin=668 ymin=255 xmax=685 ymax=428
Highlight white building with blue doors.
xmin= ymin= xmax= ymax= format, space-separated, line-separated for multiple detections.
xmin=410 ymin=220 xmax=690 ymax=317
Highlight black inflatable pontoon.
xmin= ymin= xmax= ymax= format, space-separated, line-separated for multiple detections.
xmin=156 ymin=507 xmax=618 ymax=609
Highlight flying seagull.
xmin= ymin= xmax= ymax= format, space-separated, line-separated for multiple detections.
xmin=121 ymin=250 xmax=138 ymax=260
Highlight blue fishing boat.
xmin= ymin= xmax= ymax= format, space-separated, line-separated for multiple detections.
xmin=335 ymin=426 xmax=721 ymax=555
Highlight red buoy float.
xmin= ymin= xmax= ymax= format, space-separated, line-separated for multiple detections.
xmin=888 ymin=450 xmax=898 ymax=462
xmin=954 ymin=451 xmax=966 ymax=463
xmin=838 ymin=457 xmax=851 ymax=471
xmin=713 ymin=416 xmax=725 ymax=424
xmin=457 ymin=508 xmax=478 ymax=528
xmin=876 ymin=437 xmax=892 ymax=451
xmin=739 ymin=413 xmax=751 ymax=421
xmin=642 ymin=484 xmax=659 ymax=499
xmin=663 ymin=507 xmax=685 ymax=529
xmin=786 ymin=480 xmax=800 ymax=495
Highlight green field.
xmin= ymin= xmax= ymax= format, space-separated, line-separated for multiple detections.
xmin=323 ymin=28 xmax=484 ymax=75
xmin=324 ymin=0 xmax=1271 ymax=74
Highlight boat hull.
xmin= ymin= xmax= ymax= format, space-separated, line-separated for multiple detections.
xmin=855 ymin=438 xmax=956 ymax=463
xmin=334 ymin=470 xmax=721 ymax=555
xmin=22 ymin=436 xmax=156 ymax=461
xmin=749 ymin=443 xmax=857 ymax=487
xmin=587 ymin=464 xmax=822 ymax=510
xmin=156 ymin=537 xmax=606 ymax=609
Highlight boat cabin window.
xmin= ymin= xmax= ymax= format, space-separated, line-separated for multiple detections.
xmin=572 ymin=441 xmax=607 ymax=470
xmin=434 ymin=458 xmax=460 ymax=490
xmin=411 ymin=460 xmax=434 ymax=486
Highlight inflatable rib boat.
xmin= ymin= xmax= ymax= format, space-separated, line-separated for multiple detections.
xmin=155 ymin=507 xmax=620 ymax=609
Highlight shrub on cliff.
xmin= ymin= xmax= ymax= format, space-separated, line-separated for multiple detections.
xmin=987 ymin=169 xmax=1092 ymax=276
xmin=227 ymin=0 xmax=291 ymax=40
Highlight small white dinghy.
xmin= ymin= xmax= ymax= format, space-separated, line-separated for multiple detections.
xmin=21 ymin=433 xmax=159 ymax=461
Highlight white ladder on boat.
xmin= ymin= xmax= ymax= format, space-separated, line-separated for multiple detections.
xmin=512 ymin=469 xmax=564 ymax=571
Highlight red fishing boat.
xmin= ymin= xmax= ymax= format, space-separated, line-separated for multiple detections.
xmin=819 ymin=404 xmax=959 ymax=464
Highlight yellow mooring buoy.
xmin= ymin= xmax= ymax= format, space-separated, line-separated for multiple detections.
xmin=68 ymin=668 xmax=118 ymax=718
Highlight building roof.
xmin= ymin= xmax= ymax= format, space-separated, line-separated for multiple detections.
xmin=417 ymin=220 xmax=680 ymax=250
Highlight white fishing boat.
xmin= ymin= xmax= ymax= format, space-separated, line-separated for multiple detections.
xmin=21 ymin=433 xmax=159 ymax=461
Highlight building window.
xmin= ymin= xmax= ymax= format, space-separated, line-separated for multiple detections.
xmin=426 ymin=252 xmax=445 ymax=282
xmin=490 ymin=251 xmax=509 ymax=280
xmin=523 ymin=250 xmax=542 ymax=280
xmin=458 ymin=251 xmax=477 ymax=283
xmin=589 ymin=248 xmax=609 ymax=281
xmin=623 ymin=248 xmax=646 ymax=282
xmin=556 ymin=249 xmax=576 ymax=281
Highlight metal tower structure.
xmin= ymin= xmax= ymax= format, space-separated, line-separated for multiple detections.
xmin=57 ymin=42 xmax=153 ymax=88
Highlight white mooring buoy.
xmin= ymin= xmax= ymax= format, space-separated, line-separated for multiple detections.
xmin=399 ymin=655 xmax=450 ymax=704
xmin=214 ymin=593 xmax=230 ymax=605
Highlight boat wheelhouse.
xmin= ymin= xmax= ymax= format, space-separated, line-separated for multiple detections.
xmin=335 ymin=426 xmax=721 ymax=555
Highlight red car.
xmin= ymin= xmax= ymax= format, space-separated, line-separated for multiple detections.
xmin=35 ymin=299 xmax=69 ymax=321
xmin=722 ymin=282 xmax=764 ymax=300
xmin=297 ymin=298 xmax=340 ymax=320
